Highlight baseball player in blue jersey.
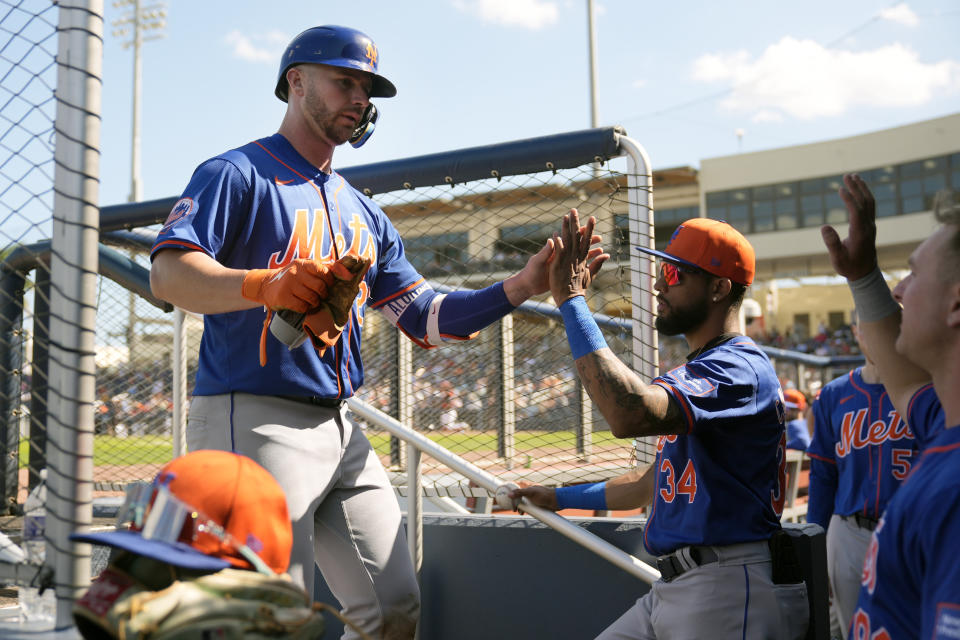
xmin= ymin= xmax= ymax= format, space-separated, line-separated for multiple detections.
xmin=806 ymin=309 xmax=929 ymax=639
xmin=149 ymin=26 xmax=606 ymax=639
xmin=513 ymin=213 xmax=809 ymax=639
xmin=821 ymin=174 xmax=958 ymax=639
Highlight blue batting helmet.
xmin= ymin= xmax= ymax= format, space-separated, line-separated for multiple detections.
xmin=275 ymin=25 xmax=397 ymax=102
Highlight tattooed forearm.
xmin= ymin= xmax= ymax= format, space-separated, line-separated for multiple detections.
xmin=575 ymin=349 xmax=685 ymax=437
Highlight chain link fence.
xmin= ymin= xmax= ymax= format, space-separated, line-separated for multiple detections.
xmin=0 ymin=0 xmax=58 ymax=509
xmin=352 ymin=166 xmax=649 ymax=494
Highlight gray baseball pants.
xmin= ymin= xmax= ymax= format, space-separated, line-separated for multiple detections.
xmin=187 ymin=393 xmax=419 ymax=640
xmin=826 ymin=514 xmax=872 ymax=640
xmin=595 ymin=541 xmax=809 ymax=640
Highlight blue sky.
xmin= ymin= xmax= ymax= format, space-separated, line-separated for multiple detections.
xmin=97 ymin=0 xmax=960 ymax=207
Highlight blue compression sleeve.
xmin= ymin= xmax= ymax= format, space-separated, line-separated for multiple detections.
xmin=555 ymin=482 xmax=608 ymax=510
xmin=437 ymin=281 xmax=515 ymax=336
xmin=559 ymin=296 xmax=608 ymax=359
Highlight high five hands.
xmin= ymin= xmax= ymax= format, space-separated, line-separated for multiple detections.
xmin=548 ymin=209 xmax=610 ymax=306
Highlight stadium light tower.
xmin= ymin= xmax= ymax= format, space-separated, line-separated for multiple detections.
xmin=112 ymin=0 xmax=166 ymax=203
xmin=112 ymin=0 xmax=166 ymax=370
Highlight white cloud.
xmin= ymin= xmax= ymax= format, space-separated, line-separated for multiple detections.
xmin=692 ymin=37 xmax=960 ymax=120
xmin=632 ymin=78 xmax=647 ymax=89
xmin=224 ymin=30 xmax=289 ymax=63
xmin=879 ymin=3 xmax=919 ymax=27
xmin=452 ymin=0 xmax=559 ymax=30
xmin=751 ymin=109 xmax=784 ymax=123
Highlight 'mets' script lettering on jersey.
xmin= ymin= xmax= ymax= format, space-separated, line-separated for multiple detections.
xmin=268 ymin=210 xmax=377 ymax=268
xmin=835 ymin=409 xmax=913 ymax=458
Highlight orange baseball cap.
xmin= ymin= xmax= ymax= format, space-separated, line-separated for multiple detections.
xmin=783 ymin=388 xmax=807 ymax=411
xmin=72 ymin=450 xmax=292 ymax=574
xmin=637 ymin=218 xmax=755 ymax=285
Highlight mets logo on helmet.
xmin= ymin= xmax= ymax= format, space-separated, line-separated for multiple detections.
xmin=365 ymin=42 xmax=378 ymax=67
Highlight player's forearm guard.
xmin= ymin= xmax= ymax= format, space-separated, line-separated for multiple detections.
xmin=555 ymin=481 xmax=607 ymax=510
xmin=848 ymin=267 xmax=900 ymax=323
xmin=559 ymin=296 xmax=608 ymax=359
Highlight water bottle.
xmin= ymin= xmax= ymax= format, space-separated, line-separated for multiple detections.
xmin=19 ymin=469 xmax=55 ymax=625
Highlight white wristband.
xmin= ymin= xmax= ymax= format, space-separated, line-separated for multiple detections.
xmin=849 ymin=267 xmax=900 ymax=322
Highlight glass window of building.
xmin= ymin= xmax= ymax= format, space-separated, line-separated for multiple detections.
xmin=403 ymin=232 xmax=469 ymax=275
xmin=497 ymin=222 xmax=555 ymax=268
xmin=899 ymin=157 xmax=948 ymax=213
xmin=651 ymin=205 xmax=698 ymax=249
xmin=865 ymin=167 xmax=898 ymax=217
xmin=774 ymin=182 xmax=799 ymax=230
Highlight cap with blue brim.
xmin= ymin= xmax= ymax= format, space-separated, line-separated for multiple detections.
xmin=70 ymin=529 xmax=231 ymax=572
xmin=634 ymin=218 xmax=756 ymax=286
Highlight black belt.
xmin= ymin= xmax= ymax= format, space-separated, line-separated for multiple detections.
xmin=276 ymin=395 xmax=345 ymax=409
xmin=846 ymin=514 xmax=879 ymax=531
xmin=656 ymin=546 xmax=719 ymax=582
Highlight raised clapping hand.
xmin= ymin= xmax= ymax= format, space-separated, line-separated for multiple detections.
xmin=821 ymin=173 xmax=879 ymax=282
xmin=548 ymin=208 xmax=610 ymax=306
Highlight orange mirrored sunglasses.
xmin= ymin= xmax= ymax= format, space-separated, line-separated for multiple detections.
xmin=658 ymin=260 xmax=701 ymax=286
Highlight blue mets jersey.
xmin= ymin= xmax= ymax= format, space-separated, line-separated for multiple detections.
xmin=151 ymin=133 xmax=485 ymax=399
xmin=850 ymin=385 xmax=959 ymax=640
xmin=644 ymin=335 xmax=785 ymax=557
xmin=786 ymin=417 xmax=811 ymax=451
xmin=806 ymin=368 xmax=920 ymax=529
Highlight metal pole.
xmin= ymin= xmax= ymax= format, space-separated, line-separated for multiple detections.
xmin=391 ymin=331 xmax=411 ymax=469
xmin=618 ymin=133 xmax=659 ymax=467
xmin=28 ymin=270 xmax=51 ymax=490
xmin=171 ymin=308 xmax=187 ymax=456
xmin=576 ymin=381 xmax=593 ymax=462
xmin=406 ymin=446 xmax=422 ymax=573
xmin=498 ymin=314 xmax=515 ymax=467
xmin=0 ymin=269 xmax=25 ymax=513
xmin=586 ymin=0 xmax=599 ymax=128
xmin=125 ymin=0 xmax=142 ymax=377
xmin=48 ymin=1 xmax=103 ymax=626
xmin=347 ymin=397 xmax=661 ymax=585
xmin=129 ymin=0 xmax=142 ymax=204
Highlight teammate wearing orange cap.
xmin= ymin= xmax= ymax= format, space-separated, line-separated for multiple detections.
xmin=783 ymin=388 xmax=811 ymax=452
xmin=513 ymin=213 xmax=809 ymax=639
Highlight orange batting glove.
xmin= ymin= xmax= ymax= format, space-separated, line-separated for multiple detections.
xmin=241 ymin=259 xmax=334 ymax=313
xmin=242 ymin=259 xmax=335 ymax=366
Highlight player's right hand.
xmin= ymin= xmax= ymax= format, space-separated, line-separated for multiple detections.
xmin=241 ymin=259 xmax=334 ymax=312
xmin=508 ymin=484 xmax=559 ymax=512
xmin=548 ymin=209 xmax=608 ymax=307
xmin=821 ymin=173 xmax=878 ymax=282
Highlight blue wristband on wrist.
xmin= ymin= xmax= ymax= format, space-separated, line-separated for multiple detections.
xmin=559 ymin=296 xmax=608 ymax=359
xmin=555 ymin=481 xmax=608 ymax=511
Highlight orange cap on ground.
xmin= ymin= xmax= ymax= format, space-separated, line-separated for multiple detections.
xmin=156 ymin=450 xmax=292 ymax=574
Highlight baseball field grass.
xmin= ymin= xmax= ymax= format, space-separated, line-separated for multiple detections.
xmin=20 ymin=430 xmax=624 ymax=467
xmin=364 ymin=429 xmax=624 ymax=456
